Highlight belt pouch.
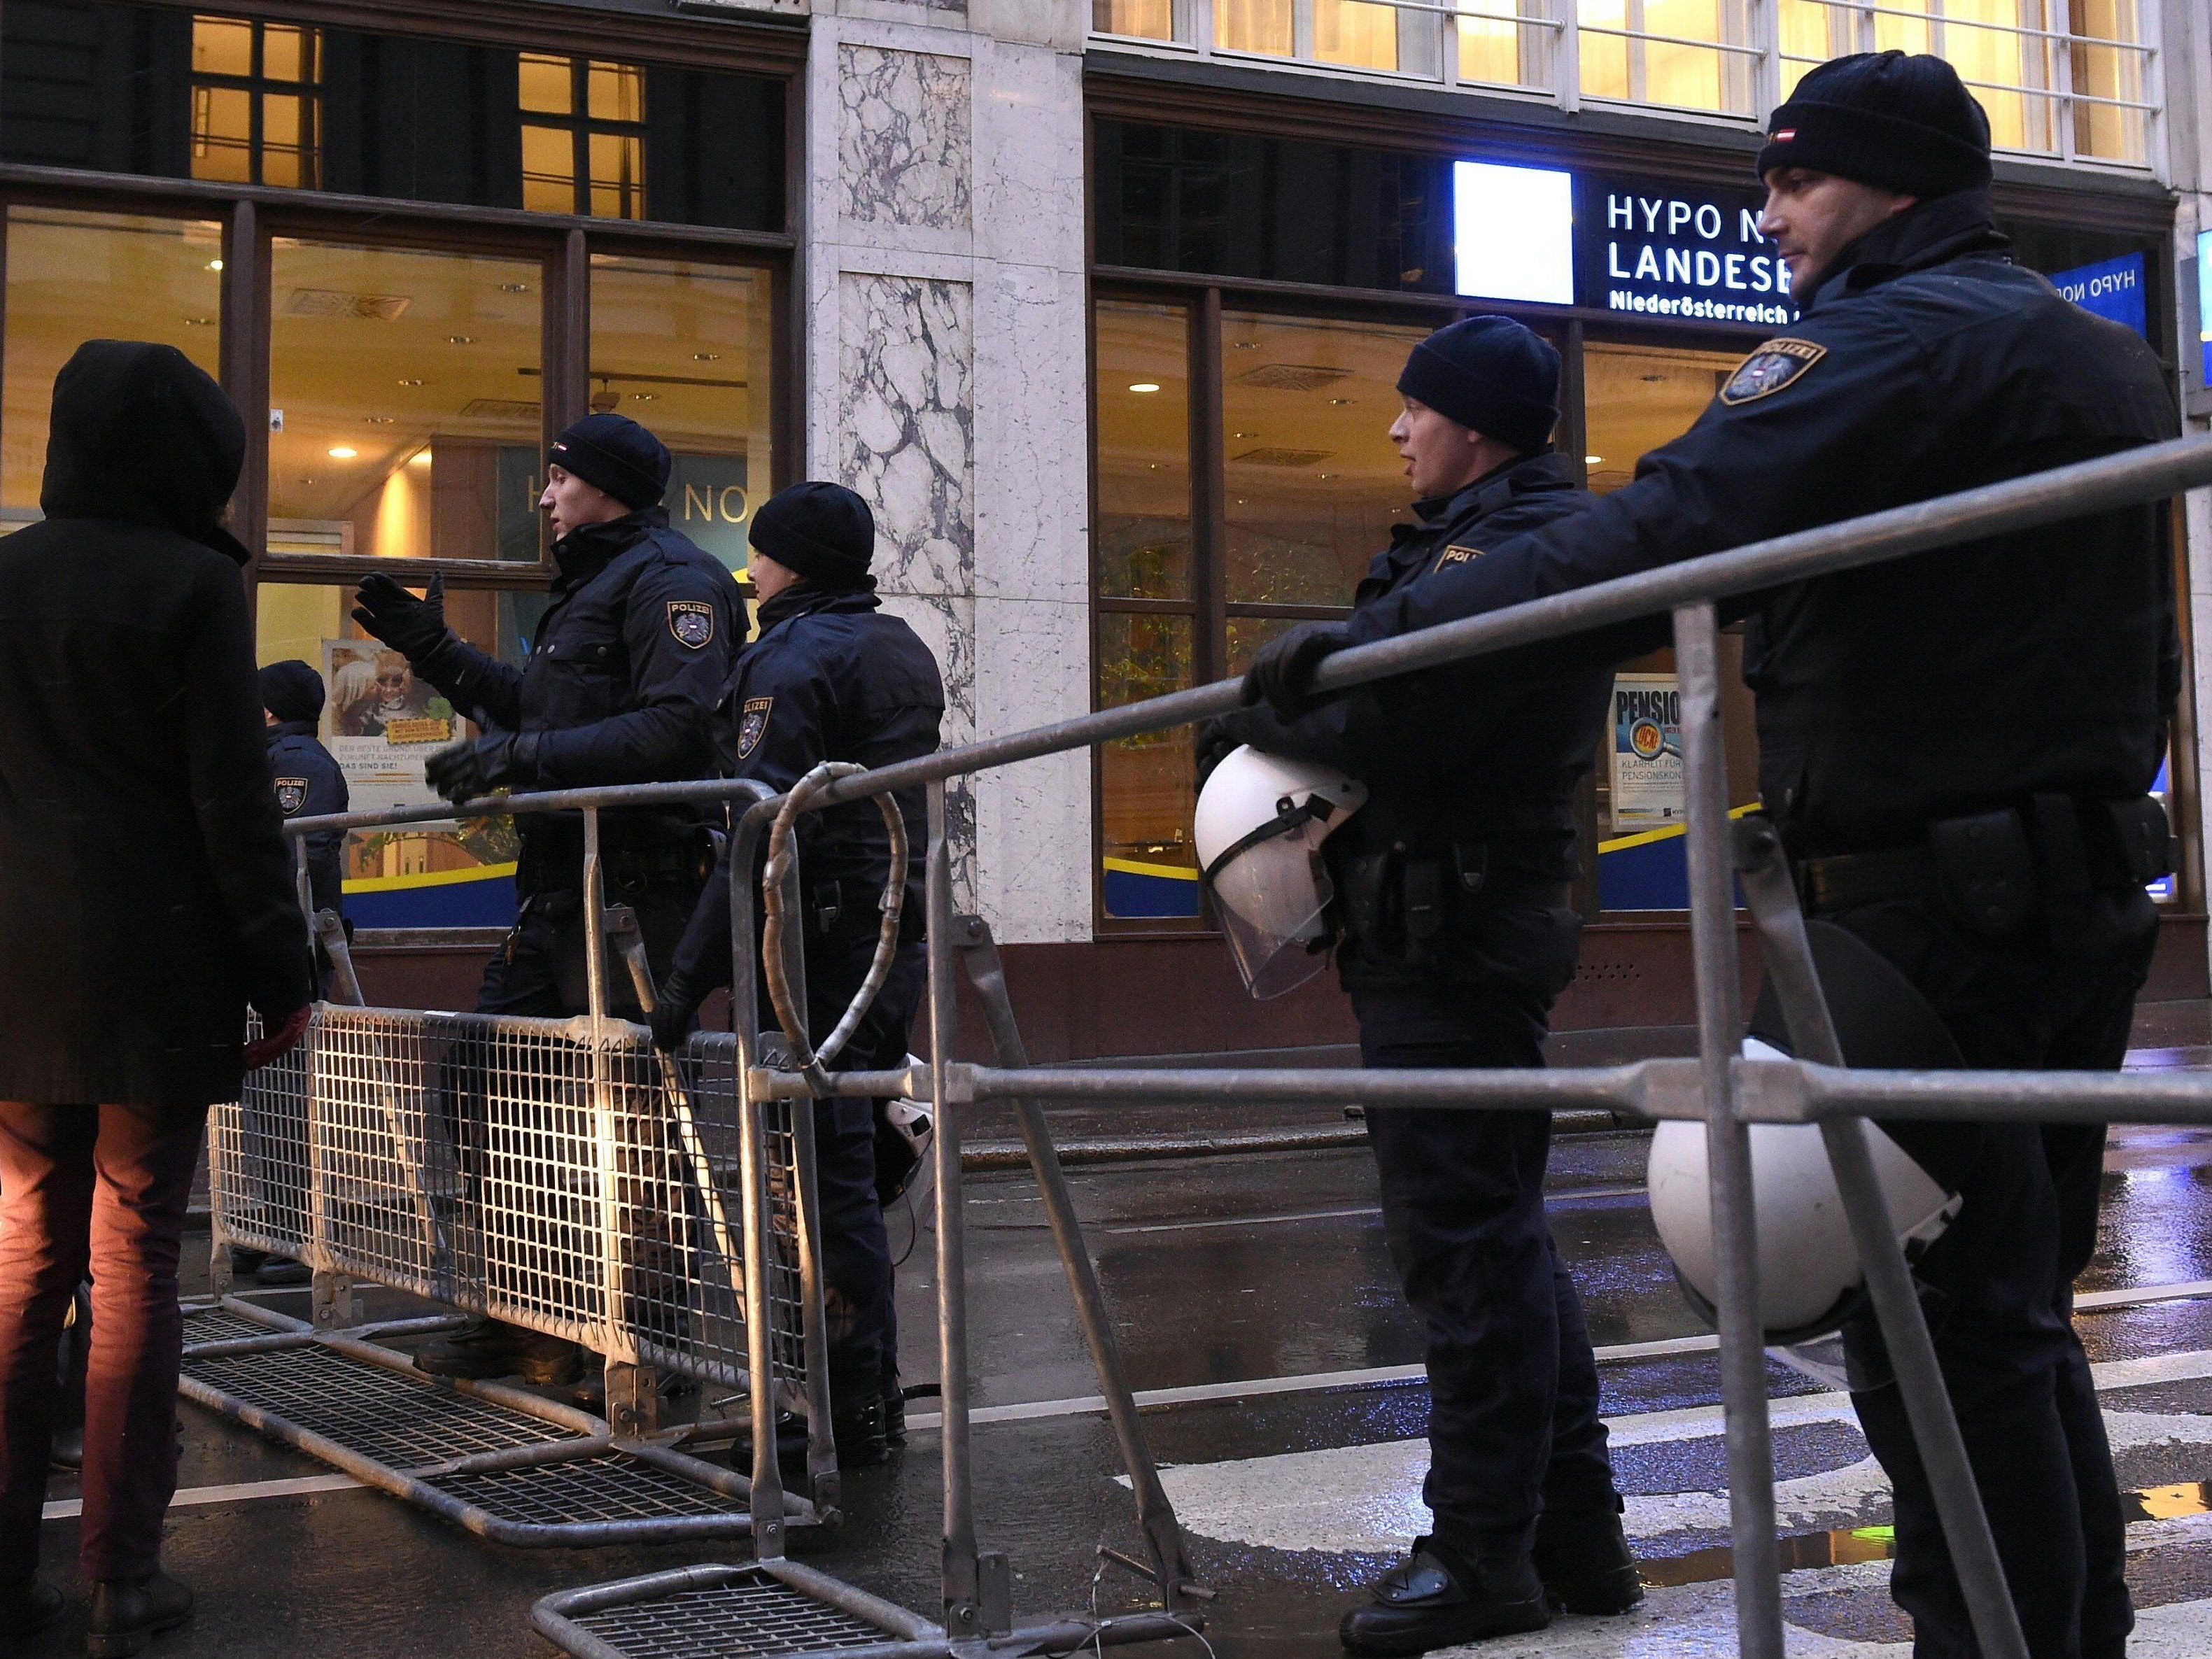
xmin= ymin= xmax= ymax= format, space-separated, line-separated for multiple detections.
xmin=2100 ymin=796 xmax=2174 ymax=886
xmin=1344 ymin=853 xmax=1397 ymax=960
xmin=1929 ymin=807 xmax=2036 ymax=938
xmin=1401 ymin=856 xmax=1444 ymax=965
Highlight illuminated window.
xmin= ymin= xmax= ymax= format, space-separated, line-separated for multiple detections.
xmin=1459 ymin=1 xmax=1551 ymax=89
xmin=1094 ymin=0 xmax=1178 ymax=36
xmin=190 ymin=14 xmax=320 ymax=188
xmin=519 ymin=54 xmax=647 ymax=220
xmin=1775 ymin=3 xmax=2148 ymax=164
xmin=1581 ymin=0 xmax=1758 ymax=115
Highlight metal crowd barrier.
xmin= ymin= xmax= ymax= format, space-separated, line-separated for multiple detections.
xmin=212 ymin=432 xmax=2212 ymax=1657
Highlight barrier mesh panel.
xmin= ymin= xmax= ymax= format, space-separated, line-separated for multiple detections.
xmin=208 ymin=1008 xmax=809 ymax=1402
xmin=570 ymin=1572 xmax=896 ymax=1658
xmin=183 ymin=1346 xmax=573 ymax=1468
xmin=181 ymin=1306 xmax=286 ymax=1348
xmin=427 ymin=1453 xmax=741 ymax=1525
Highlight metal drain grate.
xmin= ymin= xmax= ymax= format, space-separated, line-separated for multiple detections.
xmin=183 ymin=1345 xmax=571 ymax=1467
xmin=181 ymin=1307 xmax=285 ymax=1346
xmin=428 ymin=1453 xmax=740 ymax=1526
xmin=570 ymin=1570 xmax=898 ymax=1658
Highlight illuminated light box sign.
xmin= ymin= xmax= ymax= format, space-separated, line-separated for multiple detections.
xmin=1453 ymin=160 xmax=1575 ymax=305
xmin=1453 ymin=161 xmax=1796 ymax=323
xmin=2049 ymin=251 xmax=2147 ymax=339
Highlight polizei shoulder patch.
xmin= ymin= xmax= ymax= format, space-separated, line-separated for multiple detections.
xmin=736 ymin=696 xmax=773 ymax=760
xmin=1719 ymin=337 xmax=1827 ymax=405
xmin=668 ymin=599 xmax=716 ymax=649
xmin=275 ymin=777 xmax=309 ymax=815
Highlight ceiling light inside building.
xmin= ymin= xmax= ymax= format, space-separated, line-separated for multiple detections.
xmin=1129 ymin=382 xmax=1160 ymax=393
xmin=206 ymin=259 xmax=224 ymax=271
xmin=1586 ymin=455 xmax=1604 ymax=465
xmin=327 ymin=446 xmax=358 ymax=459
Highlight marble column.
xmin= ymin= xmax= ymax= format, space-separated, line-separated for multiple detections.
xmin=803 ymin=0 xmax=1091 ymax=943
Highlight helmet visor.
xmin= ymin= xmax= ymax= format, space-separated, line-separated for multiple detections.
xmin=1208 ymin=835 xmax=1334 ymax=1000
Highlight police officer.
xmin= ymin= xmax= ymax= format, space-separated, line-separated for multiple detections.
xmin=648 ymin=481 xmax=943 ymax=1466
xmin=260 ymin=659 xmax=348 ymax=949
xmin=240 ymin=658 xmax=348 ymax=1288
xmin=351 ymin=411 xmax=741 ymax=1385
xmin=1248 ymin=54 xmax=2176 ymax=1659
xmin=1210 ymin=317 xmax=1635 ymax=1652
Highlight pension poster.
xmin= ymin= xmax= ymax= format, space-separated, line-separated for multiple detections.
xmin=1609 ymin=672 xmax=1684 ymax=831
xmin=320 ymin=639 xmax=463 ymax=818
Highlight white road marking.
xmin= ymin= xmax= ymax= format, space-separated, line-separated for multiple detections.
xmin=1138 ymin=1348 xmax=2212 ymax=1556
xmin=1108 ymin=1185 xmax=1649 ymax=1236
xmin=910 ymin=1277 xmax=2212 ymax=1432
xmin=43 ymin=1471 xmax=359 ymax=1521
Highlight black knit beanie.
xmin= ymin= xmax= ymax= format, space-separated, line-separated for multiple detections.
xmin=259 ymin=658 xmax=325 ymax=725
xmin=1395 ymin=317 xmax=1560 ymax=454
xmin=749 ymin=481 xmax=876 ymax=590
xmin=548 ymin=413 xmax=671 ymax=510
xmin=1756 ymin=52 xmax=1992 ymax=199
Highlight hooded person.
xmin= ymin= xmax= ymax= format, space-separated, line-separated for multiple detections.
xmin=0 ymin=341 xmax=313 ymax=1652
xmin=647 ymin=481 xmax=945 ymax=1467
xmin=345 ymin=411 xmax=742 ymax=1388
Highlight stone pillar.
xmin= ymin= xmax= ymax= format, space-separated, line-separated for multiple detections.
xmin=803 ymin=0 xmax=1091 ymax=944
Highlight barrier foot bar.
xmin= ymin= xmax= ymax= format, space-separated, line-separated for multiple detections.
xmin=1732 ymin=818 xmax=2032 ymax=1659
xmin=1674 ymin=600 xmax=1787 ymax=1659
xmin=952 ymin=913 xmax=1204 ymax=1611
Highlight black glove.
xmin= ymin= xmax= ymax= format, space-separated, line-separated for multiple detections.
xmin=1195 ymin=718 xmax=1240 ymax=788
xmin=352 ymin=570 xmax=449 ymax=661
xmin=423 ymin=732 xmax=538 ymax=805
xmin=649 ymin=978 xmax=703 ymax=1052
xmin=1243 ymin=621 xmax=1352 ymax=721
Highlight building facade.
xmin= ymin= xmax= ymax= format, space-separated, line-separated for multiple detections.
xmin=1 ymin=0 xmax=2201 ymax=1058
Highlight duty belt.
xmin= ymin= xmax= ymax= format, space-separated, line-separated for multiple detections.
xmin=1794 ymin=793 xmax=2171 ymax=931
xmin=516 ymin=840 xmax=713 ymax=897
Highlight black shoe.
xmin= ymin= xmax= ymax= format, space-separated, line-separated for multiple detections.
xmin=1532 ymin=1508 xmax=1642 ymax=1616
xmin=1339 ymin=1539 xmax=1550 ymax=1656
xmin=0 ymin=1576 xmax=64 ymax=1646
xmin=85 ymin=1570 xmax=192 ymax=1658
xmin=251 ymin=1255 xmax=312 ymax=1288
xmin=415 ymin=1317 xmax=584 ymax=1385
xmin=228 ymin=1247 xmax=268 ymax=1279
xmin=831 ymin=1398 xmax=889 ymax=1468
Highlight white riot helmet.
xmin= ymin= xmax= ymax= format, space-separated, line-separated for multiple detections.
xmin=1647 ymin=919 xmax=1970 ymax=1343
xmin=1193 ymin=745 xmax=1367 ymax=999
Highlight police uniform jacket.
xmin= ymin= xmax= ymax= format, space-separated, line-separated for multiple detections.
xmin=414 ymin=507 xmax=740 ymax=886
xmin=1220 ymin=449 xmax=1609 ymax=886
xmin=0 ymin=342 xmax=311 ymax=1108
xmin=266 ymin=719 xmax=348 ymax=919
xmin=1331 ymin=191 xmax=2180 ymax=858
xmin=665 ymin=583 xmax=944 ymax=994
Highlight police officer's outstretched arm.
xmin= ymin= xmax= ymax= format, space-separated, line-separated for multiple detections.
xmin=352 ymin=572 xmax=526 ymax=730
xmin=1287 ymin=309 xmax=1934 ymax=693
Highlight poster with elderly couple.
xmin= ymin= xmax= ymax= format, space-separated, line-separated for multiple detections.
xmin=320 ymin=640 xmax=467 ymax=817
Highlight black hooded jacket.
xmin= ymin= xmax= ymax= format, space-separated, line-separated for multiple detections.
xmin=0 ymin=341 xmax=311 ymax=1106
xmin=1331 ymin=192 xmax=2180 ymax=856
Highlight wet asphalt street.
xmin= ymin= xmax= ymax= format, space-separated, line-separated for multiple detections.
xmin=29 ymin=1049 xmax=2212 ymax=1658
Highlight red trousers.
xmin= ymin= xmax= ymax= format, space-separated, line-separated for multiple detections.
xmin=0 ymin=1101 xmax=206 ymax=1582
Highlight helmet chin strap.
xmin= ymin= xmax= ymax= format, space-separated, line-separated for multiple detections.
xmin=1199 ymin=793 xmax=1338 ymax=887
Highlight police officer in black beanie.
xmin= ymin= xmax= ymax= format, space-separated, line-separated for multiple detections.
xmin=258 ymin=660 xmax=347 ymax=943
xmin=647 ymin=480 xmax=943 ymax=1465
xmin=350 ymin=411 xmax=741 ymax=1385
xmin=1209 ymin=315 xmax=1635 ymax=1650
xmin=1249 ymin=53 xmax=2177 ymax=1659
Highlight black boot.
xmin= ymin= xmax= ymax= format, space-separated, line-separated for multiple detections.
xmin=85 ymin=1570 xmax=192 ymax=1658
xmin=1532 ymin=1508 xmax=1643 ymax=1615
xmin=0 ymin=1575 xmax=63 ymax=1648
xmin=414 ymin=1316 xmax=583 ymax=1385
xmin=831 ymin=1396 xmax=889 ymax=1468
xmin=1339 ymin=1538 xmax=1550 ymax=1655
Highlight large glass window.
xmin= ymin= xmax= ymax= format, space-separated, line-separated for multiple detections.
xmin=1094 ymin=0 xmax=1178 ymax=37
xmin=267 ymin=238 xmax=545 ymax=561
xmin=1 ymin=208 xmax=223 ymax=535
xmin=254 ymin=583 xmax=548 ymax=930
xmin=190 ymin=13 xmax=320 ymax=189
xmin=520 ymin=54 xmax=647 ymax=220
xmin=1581 ymin=0 xmax=1756 ymax=115
xmin=589 ymin=255 xmax=775 ymax=577
xmin=1091 ymin=296 xmax=1469 ymax=923
xmin=1221 ymin=310 xmax=1425 ymax=607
